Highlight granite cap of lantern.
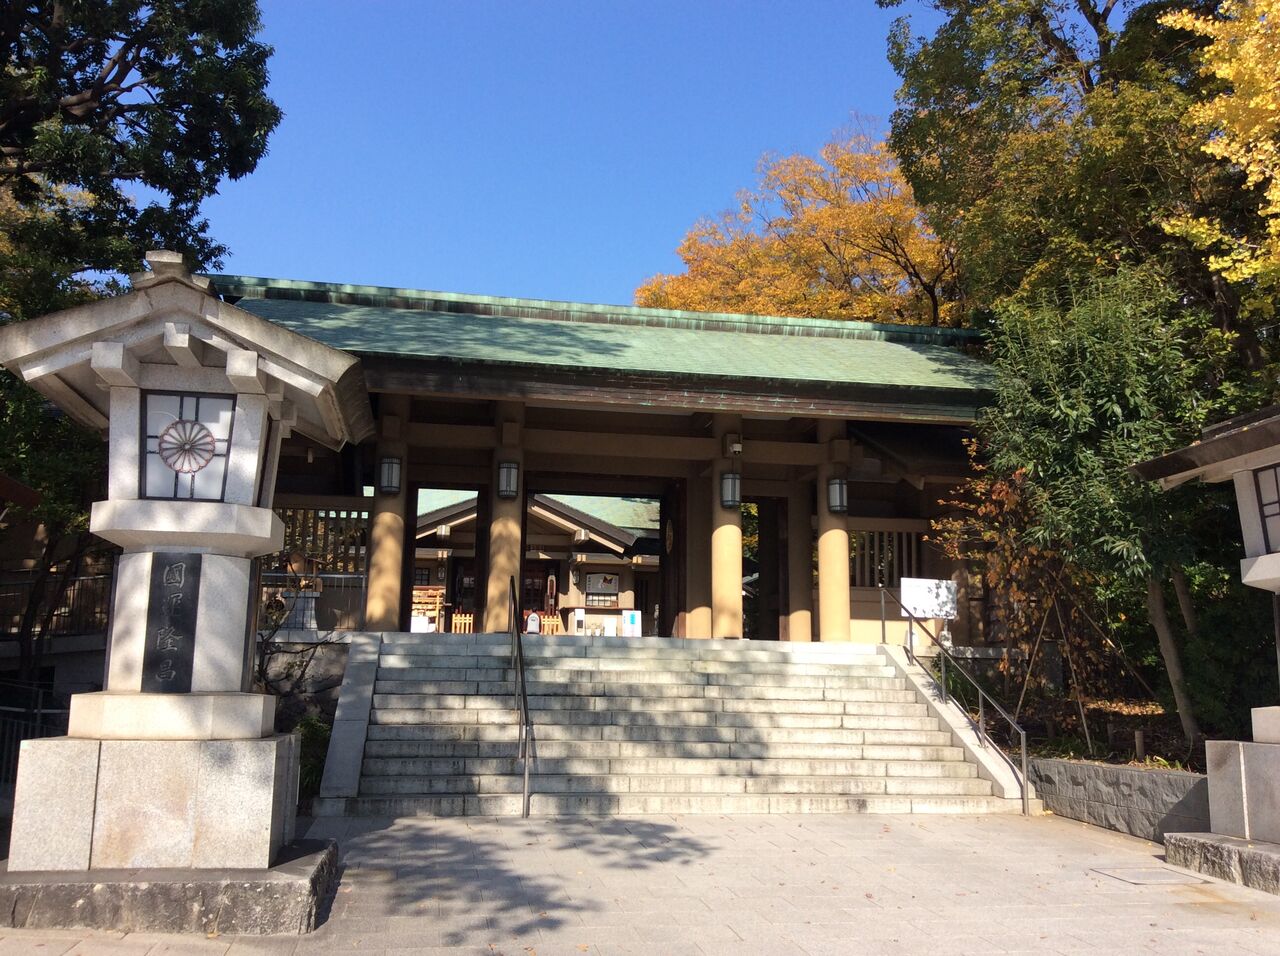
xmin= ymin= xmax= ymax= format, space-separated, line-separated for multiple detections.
xmin=0 ymin=253 xmax=374 ymax=450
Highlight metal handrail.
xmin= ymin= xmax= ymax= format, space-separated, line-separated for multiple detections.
xmin=509 ymin=575 xmax=533 ymax=818
xmin=879 ymin=586 xmax=1030 ymax=815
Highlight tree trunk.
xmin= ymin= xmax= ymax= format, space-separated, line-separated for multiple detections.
xmin=16 ymin=531 xmax=61 ymax=683
xmin=1171 ymin=567 xmax=1199 ymax=646
xmin=1146 ymin=574 xmax=1201 ymax=745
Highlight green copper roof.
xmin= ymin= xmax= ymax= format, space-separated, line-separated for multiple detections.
xmin=209 ymin=275 xmax=993 ymax=395
xmin=544 ymin=495 xmax=660 ymax=534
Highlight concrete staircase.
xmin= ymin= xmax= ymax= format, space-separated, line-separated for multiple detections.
xmin=316 ymin=633 xmax=1031 ymax=816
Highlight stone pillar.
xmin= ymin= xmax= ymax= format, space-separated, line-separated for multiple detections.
xmin=364 ymin=394 xmax=410 ymax=631
xmin=482 ymin=402 xmax=525 ymax=633
xmin=786 ymin=485 xmax=814 ymax=642
xmin=684 ymin=469 xmax=712 ymax=638
xmin=816 ymin=420 xmax=851 ymax=641
xmin=711 ymin=414 xmax=743 ymax=639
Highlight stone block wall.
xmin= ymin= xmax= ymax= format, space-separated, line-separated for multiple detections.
xmin=1029 ymin=758 xmax=1209 ymax=843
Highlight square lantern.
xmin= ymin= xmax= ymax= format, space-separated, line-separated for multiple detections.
xmin=720 ymin=466 xmax=742 ymax=509
xmin=377 ymin=457 xmax=402 ymax=494
xmin=142 ymin=392 xmax=235 ymax=501
xmin=827 ymin=476 xmax=849 ymax=514
xmin=497 ymin=460 xmax=520 ymax=499
xmin=1254 ymin=463 xmax=1280 ymax=552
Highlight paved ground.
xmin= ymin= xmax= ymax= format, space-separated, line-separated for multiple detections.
xmin=2 ymin=813 xmax=1280 ymax=954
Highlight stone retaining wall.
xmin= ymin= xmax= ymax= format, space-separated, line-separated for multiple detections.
xmin=1029 ymin=758 xmax=1209 ymax=843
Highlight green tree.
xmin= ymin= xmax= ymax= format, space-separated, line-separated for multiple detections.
xmin=1 ymin=0 xmax=282 ymax=271
xmin=878 ymin=0 xmax=1267 ymax=355
xmin=977 ymin=270 xmax=1243 ymax=743
xmin=0 ymin=1 xmax=281 ymax=679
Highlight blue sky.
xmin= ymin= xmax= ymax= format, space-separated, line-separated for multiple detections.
xmin=202 ymin=1 xmax=935 ymax=305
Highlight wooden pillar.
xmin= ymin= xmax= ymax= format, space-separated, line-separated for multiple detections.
xmin=816 ymin=420 xmax=851 ymax=641
xmin=786 ymin=484 xmax=814 ymax=642
xmin=684 ymin=468 xmax=712 ymax=638
xmin=482 ymin=402 xmax=524 ymax=633
xmin=365 ymin=394 xmax=410 ymax=631
xmin=711 ymin=414 xmax=743 ymax=639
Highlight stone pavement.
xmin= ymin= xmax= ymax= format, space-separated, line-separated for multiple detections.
xmin=3 ymin=813 xmax=1280 ymax=954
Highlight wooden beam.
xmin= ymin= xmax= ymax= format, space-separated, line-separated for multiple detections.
xmin=524 ymin=428 xmax=716 ymax=461
xmin=364 ymin=358 xmax=984 ymax=425
xmin=274 ymin=493 xmax=373 ymax=512
xmin=406 ymin=422 xmax=498 ymax=449
xmin=408 ymin=421 xmax=835 ymax=468
xmin=746 ymin=440 xmax=826 ymax=466
xmin=525 ymin=453 xmax=690 ymax=479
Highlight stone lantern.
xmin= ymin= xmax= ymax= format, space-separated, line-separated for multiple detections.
xmin=0 ymin=253 xmax=372 ymax=873
xmin=1135 ymin=405 xmax=1280 ymax=888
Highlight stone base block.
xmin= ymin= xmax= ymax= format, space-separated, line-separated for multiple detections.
xmin=1166 ymin=832 xmax=1280 ymax=896
xmin=1253 ymin=706 xmax=1280 ymax=744
xmin=68 ymin=692 xmax=275 ymax=740
xmin=7 ymin=734 xmax=299 ymax=872
xmin=0 ymin=839 xmax=337 ymax=935
xmin=1207 ymin=739 xmax=1280 ymax=844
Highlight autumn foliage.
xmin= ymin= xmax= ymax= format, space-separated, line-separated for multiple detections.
xmin=636 ymin=134 xmax=961 ymax=326
xmin=1162 ymin=0 xmax=1280 ymax=313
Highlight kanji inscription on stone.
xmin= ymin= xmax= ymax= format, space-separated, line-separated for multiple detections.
xmin=140 ymin=552 xmax=202 ymax=692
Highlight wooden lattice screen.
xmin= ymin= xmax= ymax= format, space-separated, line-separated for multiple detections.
xmin=274 ymin=507 xmax=371 ymax=574
xmin=850 ymin=530 xmax=923 ymax=589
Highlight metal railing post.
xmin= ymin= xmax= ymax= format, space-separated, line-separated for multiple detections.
xmin=879 ymin=588 xmax=886 ymax=645
xmin=509 ymin=576 xmax=532 ymax=819
xmin=877 ymin=585 xmax=1031 ymax=815
xmin=1021 ymin=729 xmax=1030 ymax=816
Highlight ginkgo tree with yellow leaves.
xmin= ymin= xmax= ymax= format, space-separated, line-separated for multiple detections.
xmin=1162 ymin=0 xmax=1280 ymax=315
xmin=636 ymin=134 xmax=962 ymax=326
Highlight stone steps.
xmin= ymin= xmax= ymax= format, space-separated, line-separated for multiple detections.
xmin=374 ymin=670 xmax=904 ymax=690
xmin=363 ymin=732 xmax=956 ymax=759
xmin=372 ymin=681 xmax=907 ymax=700
xmin=321 ymin=793 xmax=1020 ymax=817
xmin=367 ymin=706 xmax=932 ymax=728
xmin=373 ymin=654 xmax=886 ymax=673
xmin=363 ymin=716 xmax=944 ymax=742
xmin=361 ymin=753 xmax=973 ymax=777
xmin=357 ymin=773 xmax=995 ymax=796
xmin=325 ymin=634 xmax=1029 ymax=817
xmin=378 ymin=634 xmax=883 ymax=661
xmin=370 ymin=688 xmax=918 ymax=712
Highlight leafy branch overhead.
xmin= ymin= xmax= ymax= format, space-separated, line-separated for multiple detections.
xmin=0 ymin=0 xmax=283 ymax=271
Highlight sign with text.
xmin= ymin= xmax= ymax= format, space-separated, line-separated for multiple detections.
xmin=584 ymin=572 xmax=619 ymax=595
xmin=899 ymin=577 xmax=958 ymax=621
xmin=140 ymin=552 xmax=202 ymax=693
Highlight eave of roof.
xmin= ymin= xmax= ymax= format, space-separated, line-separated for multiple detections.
xmin=1131 ymin=404 xmax=1280 ymax=485
xmin=205 ymin=275 xmax=994 ymax=411
xmin=208 ymin=274 xmax=983 ymax=346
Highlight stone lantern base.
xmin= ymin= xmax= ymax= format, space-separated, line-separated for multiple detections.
xmin=0 ymin=840 xmax=338 ymax=936
xmin=7 ymin=701 xmax=299 ymax=872
xmin=1161 ymin=706 xmax=1280 ymax=897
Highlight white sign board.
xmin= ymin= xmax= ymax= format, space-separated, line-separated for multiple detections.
xmin=899 ymin=577 xmax=958 ymax=620
xmin=621 ymin=609 xmax=642 ymax=638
